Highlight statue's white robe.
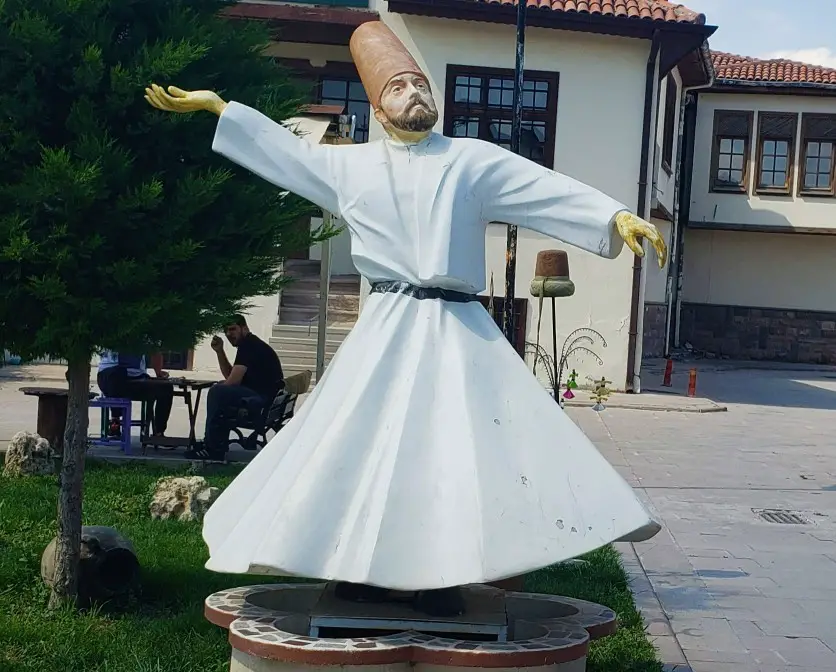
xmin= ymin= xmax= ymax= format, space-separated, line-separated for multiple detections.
xmin=202 ymin=101 xmax=657 ymax=589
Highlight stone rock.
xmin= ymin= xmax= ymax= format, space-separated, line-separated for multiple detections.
xmin=41 ymin=526 xmax=139 ymax=604
xmin=3 ymin=431 xmax=54 ymax=477
xmin=150 ymin=475 xmax=220 ymax=522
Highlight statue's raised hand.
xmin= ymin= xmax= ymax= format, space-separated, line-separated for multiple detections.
xmin=614 ymin=211 xmax=668 ymax=269
xmin=144 ymin=84 xmax=227 ymax=117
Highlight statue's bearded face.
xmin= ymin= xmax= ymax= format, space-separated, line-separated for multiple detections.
xmin=377 ymin=73 xmax=438 ymax=133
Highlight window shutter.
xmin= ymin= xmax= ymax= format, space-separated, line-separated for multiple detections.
xmin=804 ymin=115 xmax=836 ymax=140
xmin=717 ymin=112 xmax=750 ymax=137
xmin=760 ymin=114 xmax=796 ymax=138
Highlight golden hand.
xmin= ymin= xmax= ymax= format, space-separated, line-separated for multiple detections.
xmin=615 ymin=211 xmax=668 ymax=269
xmin=144 ymin=83 xmax=227 ymax=117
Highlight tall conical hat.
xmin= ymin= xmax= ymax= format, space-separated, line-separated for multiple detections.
xmin=349 ymin=21 xmax=428 ymax=109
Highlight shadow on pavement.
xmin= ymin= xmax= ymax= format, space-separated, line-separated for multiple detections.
xmin=642 ymin=359 xmax=836 ymax=411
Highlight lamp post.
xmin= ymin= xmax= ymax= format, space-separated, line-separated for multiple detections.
xmin=501 ymin=0 xmax=529 ymax=347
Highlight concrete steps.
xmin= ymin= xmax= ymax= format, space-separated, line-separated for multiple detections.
xmin=275 ymin=260 xmax=361 ymax=379
xmin=271 ymin=323 xmax=354 ymax=383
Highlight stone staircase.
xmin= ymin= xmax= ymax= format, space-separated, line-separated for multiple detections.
xmin=271 ymin=259 xmax=361 ymax=381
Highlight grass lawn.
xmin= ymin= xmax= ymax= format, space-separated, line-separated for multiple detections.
xmin=0 ymin=461 xmax=660 ymax=672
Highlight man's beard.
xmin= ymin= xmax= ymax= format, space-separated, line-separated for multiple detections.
xmin=391 ymin=100 xmax=438 ymax=132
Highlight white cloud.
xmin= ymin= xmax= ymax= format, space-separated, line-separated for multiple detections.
xmin=762 ymin=47 xmax=836 ymax=68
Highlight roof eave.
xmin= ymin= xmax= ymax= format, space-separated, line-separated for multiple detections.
xmin=388 ymin=0 xmax=716 ymax=41
xmin=709 ymin=78 xmax=836 ymax=97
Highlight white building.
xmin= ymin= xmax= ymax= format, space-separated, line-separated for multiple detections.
xmin=650 ymin=52 xmax=836 ymax=364
xmin=186 ymin=0 xmax=715 ymax=392
xmin=186 ymin=1 xmax=836 ymax=388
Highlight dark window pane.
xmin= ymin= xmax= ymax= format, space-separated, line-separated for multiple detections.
xmin=349 ymin=81 xmax=366 ymax=100
xmin=321 ymin=80 xmax=347 ymax=99
xmin=452 ymin=116 xmax=479 ymax=138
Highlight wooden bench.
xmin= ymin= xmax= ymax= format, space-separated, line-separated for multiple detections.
xmin=20 ymin=387 xmax=95 ymax=452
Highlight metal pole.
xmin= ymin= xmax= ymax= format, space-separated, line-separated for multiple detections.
xmin=501 ymin=0 xmax=528 ymax=346
xmin=551 ymin=297 xmax=559 ymax=398
xmin=316 ymin=216 xmax=332 ymax=381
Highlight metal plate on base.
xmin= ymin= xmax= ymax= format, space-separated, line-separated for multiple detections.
xmin=308 ymin=584 xmax=508 ymax=641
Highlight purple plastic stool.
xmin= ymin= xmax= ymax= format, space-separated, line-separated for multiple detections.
xmin=89 ymin=397 xmax=135 ymax=455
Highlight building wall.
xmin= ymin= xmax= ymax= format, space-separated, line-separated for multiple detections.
xmin=653 ymin=67 xmax=683 ymax=218
xmin=642 ymin=217 xmax=672 ymax=358
xmin=680 ymin=228 xmax=836 ymax=362
xmin=690 ymin=92 xmax=836 ymax=231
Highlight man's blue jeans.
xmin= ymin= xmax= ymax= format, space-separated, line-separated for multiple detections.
xmin=204 ymin=383 xmax=266 ymax=452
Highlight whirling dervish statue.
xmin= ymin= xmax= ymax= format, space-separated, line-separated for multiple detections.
xmin=145 ymin=21 xmax=667 ymax=617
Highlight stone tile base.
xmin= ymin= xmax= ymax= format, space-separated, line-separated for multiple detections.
xmin=206 ymin=583 xmax=617 ymax=669
xmin=680 ymin=303 xmax=836 ymax=364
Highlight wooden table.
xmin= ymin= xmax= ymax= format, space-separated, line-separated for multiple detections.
xmin=20 ymin=387 xmax=96 ymax=452
xmin=135 ymin=377 xmax=218 ymax=450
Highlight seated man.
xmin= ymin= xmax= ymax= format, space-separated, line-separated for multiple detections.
xmin=97 ymin=351 xmax=173 ymax=442
xmin=186 ymin=315 xmax=284 ymax=459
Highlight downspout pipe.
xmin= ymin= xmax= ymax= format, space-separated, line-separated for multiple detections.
xmin=625 ymin=29 xmax=661 ymax=392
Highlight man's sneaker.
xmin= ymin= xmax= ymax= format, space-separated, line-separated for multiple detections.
xmin=184 ymin=442 xmax=225 ymax=461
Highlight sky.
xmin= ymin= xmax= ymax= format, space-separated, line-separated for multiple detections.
xmin=683 ymin=0 xmax=836 ymax=67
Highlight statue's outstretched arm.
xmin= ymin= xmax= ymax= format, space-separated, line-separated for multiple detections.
xmin=479 ymin=145 xmax=666 ymax=268
xmin=144 ymin=84 xmax=342 ymax=216
xmin=144 ymin=84 xmax=227 ymax=116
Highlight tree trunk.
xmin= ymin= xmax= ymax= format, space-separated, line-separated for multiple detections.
xmin=47 ymin=355 xmax=91 ymax=610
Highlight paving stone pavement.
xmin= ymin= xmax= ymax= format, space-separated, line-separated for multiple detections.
xmin=581 ymin=364 xmax=836 ymax=671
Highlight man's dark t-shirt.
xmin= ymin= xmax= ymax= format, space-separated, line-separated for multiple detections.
xmin=233 ymin=334 xmax=284 ymax=401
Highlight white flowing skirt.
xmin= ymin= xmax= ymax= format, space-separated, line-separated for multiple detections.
xmin=203 ymin=290 xmax=656 ymax=590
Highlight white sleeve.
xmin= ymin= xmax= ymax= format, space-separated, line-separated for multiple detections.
xmin=478 ymin=144 xmax=628 ymax=259
xmin=212 ymin=101 xmax=341 ymax=216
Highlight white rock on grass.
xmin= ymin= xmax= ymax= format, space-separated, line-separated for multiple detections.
xmin=3 ymin=431 xmax=54 ymax=477
xmin=149 ymin=475 xmax=220 ymax=522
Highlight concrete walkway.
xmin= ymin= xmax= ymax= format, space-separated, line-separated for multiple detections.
xmin=584 ymin=362 xmax=836 ymax=672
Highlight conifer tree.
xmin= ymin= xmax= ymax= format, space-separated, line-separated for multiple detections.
xmin=0 ymin=0 xmax=319 ymax=607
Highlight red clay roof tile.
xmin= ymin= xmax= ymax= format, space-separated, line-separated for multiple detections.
xmin=712 ymin=51 xmax=836 ymax=87
xmin=473 ymin=0 xmax=705 ymax=24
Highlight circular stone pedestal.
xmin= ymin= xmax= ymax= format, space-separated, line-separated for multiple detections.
xmin=205 ymin=584 xmax=617 ymax=672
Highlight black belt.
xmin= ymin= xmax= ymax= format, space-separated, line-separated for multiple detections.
xmin=370 ymin=281 xmax=478 ymax=303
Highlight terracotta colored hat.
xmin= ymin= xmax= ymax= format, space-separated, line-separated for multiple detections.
xmin=349 ymin=21 xmax=428 ymax=109
xmin=530 ymin=250 xmax=575 ymax=298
